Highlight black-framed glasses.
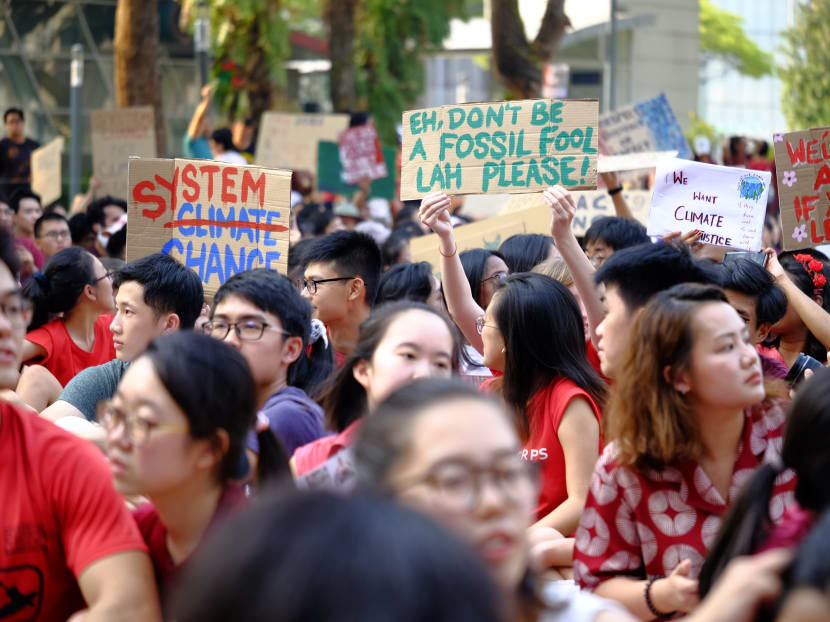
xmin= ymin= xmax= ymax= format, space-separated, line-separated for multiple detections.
xmin=482 ymin=271 xmax=507 ymax=284
xmin=93 ymin=271 xmax=114 ymax=284
xmin=38 ymin=229 xmax=71 ymax=240
xmin=0 ymin=290 xmax=32 ymax=327
xmin=203 ymin=319 xmax=292 ymax=342
xmin=98 ymin=400 xmax=188 ymax=445
xmin=302 ymin=276 xmax=354 ymax=295
xmin=400 ymin=458 xmax=537 ymax=513
xmin=475 ymin=315 xmax=498 ymax=335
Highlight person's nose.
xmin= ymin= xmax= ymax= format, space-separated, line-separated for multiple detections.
xmin=223 ymin=326 xmax=242 ymax=349
xmin=109 ymin=313 xmax=122 ymax=335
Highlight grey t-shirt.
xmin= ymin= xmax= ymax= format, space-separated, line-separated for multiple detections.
xmin=58 ymin=359 xmax=130 ymax=421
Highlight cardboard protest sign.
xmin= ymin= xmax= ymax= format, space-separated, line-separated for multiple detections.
xmin=599 ymin=94 xmax=692 ymax=160
xmin=317 ymin=141 xmax=396 ymax=200
xmin=772 ymin=128 xmax=830 ymax=250
xmin=92 ymin=107 xmax=157 ymax=199
xmin=31 ymin=137 xmax=64 ymax=205
xmin=400 ymin=99 xmax=598 ymax=200
xmin=338 ymin=121 xmax=388 ymax=185
xmin=255 ymin=112 xmax=349 ymax=174
xmin=648 ymin=158 xmax=770 ymax=251
xmin=597 ymin=151 xmax=677 ymax=173
xmin=127 ymin=157 xmax=291 ymax=298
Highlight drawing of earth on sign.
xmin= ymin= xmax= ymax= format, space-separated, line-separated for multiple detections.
xmin=738 ymin=174 xmax=765 ymax=202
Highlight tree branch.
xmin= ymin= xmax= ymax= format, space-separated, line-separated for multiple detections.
xmin=532 ymin=0 xmax=570 ymax=60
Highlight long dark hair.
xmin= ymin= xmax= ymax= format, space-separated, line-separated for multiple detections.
xmin=699 ymin=366 xmax=830 ymax=598
xmin=498 ymin=234 xmax=553 ymax=273
xmin=320 ymin=301 xmax=462 ymax=433
xmin=460 ymin=248 xmax=506 ymax=307
xmin=492 ymin=273 xmax=606 ymax=441
xmin=376 ymin=262 xmax=435 ymax=306
xmin=22 ymin=247 xmax=96 ymax=331
xmin=776 ymin=250 xmax=830 ymax=363
xmin=144 ymin=331 xmax=289 ymax=484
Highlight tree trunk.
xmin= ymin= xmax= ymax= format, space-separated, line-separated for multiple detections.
xmin=491 ymin=0 xmax=570 ymax=99
xmin=114 ymin=0 xmax=166 ymax=155
xmin=327 ymin=0 xmax=359 ymax=113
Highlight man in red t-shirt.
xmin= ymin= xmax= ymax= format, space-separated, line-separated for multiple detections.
xmin=0 ymin=228 xmax=161 ymax=620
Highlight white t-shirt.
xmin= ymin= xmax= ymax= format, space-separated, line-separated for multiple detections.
xmin=540 ymin=581 xmax=634 ymax=622
xmin=215 ymin=151 xmax=248 ymax=165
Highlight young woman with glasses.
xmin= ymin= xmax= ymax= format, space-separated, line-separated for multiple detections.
xmin=102 ymin=331 xmax=289 ymax=601
xmin=17 ymin=246 xmax=116 ymax=410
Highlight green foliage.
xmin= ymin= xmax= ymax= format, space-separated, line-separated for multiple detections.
xmin=699 ymin=0 xmax=773 ymax=79
xmin=685 ymin=111 xmax=720 ymax=153
xmin=779 ymin=0 xmax=830 ymax=130
xmin=354 ymin=0 xmax=469 ymax=144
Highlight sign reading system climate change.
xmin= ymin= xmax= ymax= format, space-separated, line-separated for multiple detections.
xmin=400 ymin=99 xmax=598 ymax=200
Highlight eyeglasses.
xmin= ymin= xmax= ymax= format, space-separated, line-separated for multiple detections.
xmin=203 ymin=319 xmax=292 ymax=342
xmin=98 ymin=400 xmax=188 ymax=445
xmin=482 ymin=271 xmax=507 ymax=284
xmin=0 ymin=291 xmax=32 ymax=328
xmin=401 ymin=458 xmax=537 ymax=513
xmin=93 ymin=271 xmax=114 ymax=284
xmin=475 ymin=315 xmax=498 ymax=335
xmin=302 ymin=276 xmax=354 ymax=295
xmin=39 ymin=230 xmax=71 ymax=240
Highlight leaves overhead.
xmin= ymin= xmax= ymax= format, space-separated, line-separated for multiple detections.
xmin=699 ymin=0 xmax=773 ymax=79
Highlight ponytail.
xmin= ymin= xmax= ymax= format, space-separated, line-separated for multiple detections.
xmin=287 ymin=318 xmax=334 ymax=400
xmin=22 ymin=247 xmax=95 ymax=331
xmin=254 ymin=425 xmax=291 ymax=484
xmin=698 ymin=462 xmax=780 ymax=597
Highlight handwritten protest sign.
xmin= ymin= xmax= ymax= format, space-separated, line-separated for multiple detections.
xmin=648 ymin=158 xmax=770 ymax=251
xmin=127 ymin=157 xmax=291 ymax=297
xmin=317 ymin=141 xmax=396 ymax=200
xmin=600 ymin=94 xmax=692 ymax=160
xmin=92 ymin=107 xmax=157 ymax=199
xmin=772 ymin=128 xmax=830 ymax=250
xmin=338 ymin=121 xmax=388 ymax=185
xmin=31 ymin=137 xmax=64 ymax=206
xmin=597 ymin=151 xmax=677 ymax=173
xmin=255 ymin=112 xmax=349 ymax=174
xmin=400 ymin=99 xmax=598 ymax=200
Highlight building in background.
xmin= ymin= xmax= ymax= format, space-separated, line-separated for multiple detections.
xmin=699 ymin=0 xmax=794 ymax=137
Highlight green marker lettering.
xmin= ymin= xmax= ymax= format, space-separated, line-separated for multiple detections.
xmin=491 ymin=131 xmax=507 ymax=158
xmin=416 ymin=166 xmax=431 ymax=192
xmin=410 ymin=113 xmax=422 ymax=135
xmin=516 ymin=129 xmax=532 ymax=156
xmin=531 ymin=101 xmax=548 ymax=126
xmin=482 ymin=162 xmax=499 ymax=192
xmin=549 ymin=101 xmax=563 ymax=123
xmin=467 ymin=107 xmax=483 ymax=129
xmin=473 ymin=132 xmax=491 ymax=159
xmin=511 ymin=160 xmax=526 ymax=186
xmin=448 ymin=108 xmax=466 ymax=130
xmin=555 ymin=131 xmax=570 ymax=151
xmin=429 ymin=163 xmax=445 ymax=189
xmin=526 ymin=159 xmax=543 ymax=186
xmin=539 ymin=125 xmax=558 ymax=156
xmin=505 ymin=103 xmax=522 ymax=125
xmin=456 ymin=134 xmax=474 ymax=159
xmin=497 ymin=160 xmax=509 ymax=187
xmin=541 ymin=157 xmax=560 ymax=185
xmin=422 ymin=110 xmax=437 ymax=132
xmin=408 ymin=137 xmax=427 ymax=161
xmin=445 ymin=163 xmax=462 ymax=190
xmin=582 ymin=126 xmax=598 ymax=153
xmin=560 ymin=156 xmax=576 ymax=185
xmin=439 ymin=133 xmax=457 ymax=161
xmin=486 ymin=105 xmax=504 ymax=128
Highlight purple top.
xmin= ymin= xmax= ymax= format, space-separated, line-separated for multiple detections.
xmin=247 ymin=386 xmax=325 ymax=456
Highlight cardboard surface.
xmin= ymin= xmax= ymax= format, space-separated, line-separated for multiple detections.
xmin=648 ymin=158 xmax=769 ymax=251
xmin=338 ymin=121 xmax=388 ymax=185
xmin=599 ymin=94 xmax=692 ymax=160
xmin=772 ymin=128 xmax=830 ymax=250
xmin=400 ymin=99 xmax=598 ymax=200
xmin=127 ymin=157 xmax=292 ymax=298
xmin=31 ymin=137 xmax=64 ymax=205
xmin=91 ymin=107 xmax=157 ymax=199
xmin=255 ymin=112 xmax=350 ymax=175
xmin=317 ymin=141 xmax=396 ymax=200
xmin=597 ymin=151 xmax=677 ymax=173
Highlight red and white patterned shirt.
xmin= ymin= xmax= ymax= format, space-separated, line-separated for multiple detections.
xmin=574 ymin=402 xmax=796 ymax=588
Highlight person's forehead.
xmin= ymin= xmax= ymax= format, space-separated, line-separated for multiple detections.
xmin=0 ymin=261 xmax=16 ymax=291
xmin=115 ymin=281 xmax=150 ymax=306
xmin=42 ymin=220 xmax=69 ymax=231
xmin=214 ymin=295 xmax=278 ymax=321
xmin=304 ymin=261 xmax=339 ymax=278
xmin=20 ymin=199 xmax=40 ymax=210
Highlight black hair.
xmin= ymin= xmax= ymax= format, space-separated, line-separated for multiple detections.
xmin=106 ymin=225 xmax=127 ymax=259
xmin=595 ymin=241 xmax=720 ymax=313
xmin=210 ymin=128 xmax=235 ymax=152
xmin=498 ymin=234 xmax=554 ymax=274
xmin=33 ymin=212 xmax=69 ymax=238
xmin=787 ymin=509 xmax=830 ymax=592
xmin=287 ymin=237 xmax=315 ymax=288
xmin=22 ymin=247 xmax=96 ymax=331
xmin=719 ymin=258 xmax=787 ymax=327
xmin=68 ymin=213 xmax=94 ymax=245
xmin=144 ymin=331 xmax=288 ymax=484
xmin=213 ymin=269 xmax=332 ymax=397
xmin=584 ymin=216 xmax=650 ymax=251
xmin=777 ymin=250 xmax=830 ymax=363
xmin=9 ymin=188 xmax=41 ymax=213
xmin=355 ymin=379 xmax=498 ymax=490
xmin=492 ymin=273 xmax=606 ymax=441
xmin=172 ymin=490 xmax=502 ymax=622
xmin=87 ymin=195 xmax=127 ymax=227
xmin=381 ymin=230 xmax=413 ymax=267
xmin=114 ymin=253 xmax=204 ymax=330
xmin=4 ymin=108 xmax=23 ymax=122
xmin=320 ymin=301 xmax=462 ymax=433
xmin=699 ymin=366 xmax=830 ymax=598
xmin=302 ymin=230 xmax=382 ymax=308
xmin=376 ymin=262 xmax=435 ymax=306
xmin=729 ymin=135 xmax=745 ymax=158
xmin=460 ymin=248 xmax=507 ymax=308
xmin=391 ymin=220 xmax=424 ymax=239
xmin=0 ymin=227 xmax=20 ymax=277
xmin=302 ymin=209 xmax=340 ymax=237
xmin=393 ymin=202 xmax=421 ymax=228
xmin=757 ymin=141 xmax=769 ymax=158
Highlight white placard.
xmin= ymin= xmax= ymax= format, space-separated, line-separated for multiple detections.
xmin=597 ymin=150 xmax=678 ymax=173
xmin=648 ymin=158 xmax=770 ymax=251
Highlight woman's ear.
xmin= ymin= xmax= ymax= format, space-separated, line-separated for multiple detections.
xmin=352 ymin=359 xmax=372 ymax=391
xmin=197 ymin=428 xmax=229 ymax=471
xmin=281 ymin=335 xmax=304 ymax=366
xmin=663 ymin=364 xmax=690 ymax=395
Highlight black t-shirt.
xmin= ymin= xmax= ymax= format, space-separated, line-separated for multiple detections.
xmin=0 ymin=136 xmax=40 ymax=194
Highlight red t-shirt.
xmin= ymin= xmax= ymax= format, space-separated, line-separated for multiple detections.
xmin=525 ymin=378 xmax=603 ymax=520
xmin=293 ymin=419 xmax=362 ymax=476
xmin=574 ymin=401 xmax=797 ymax=589
xmin=132 ymin=485 xmax=245 ymax=599
xmin=25 ymin=315 xmax=116 ymax=386
xmin=0 ymin=404 xmax=146 ymax=620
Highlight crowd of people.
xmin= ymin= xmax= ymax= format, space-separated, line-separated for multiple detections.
xmin=2 ymin=100 xmax=830 ymax=622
